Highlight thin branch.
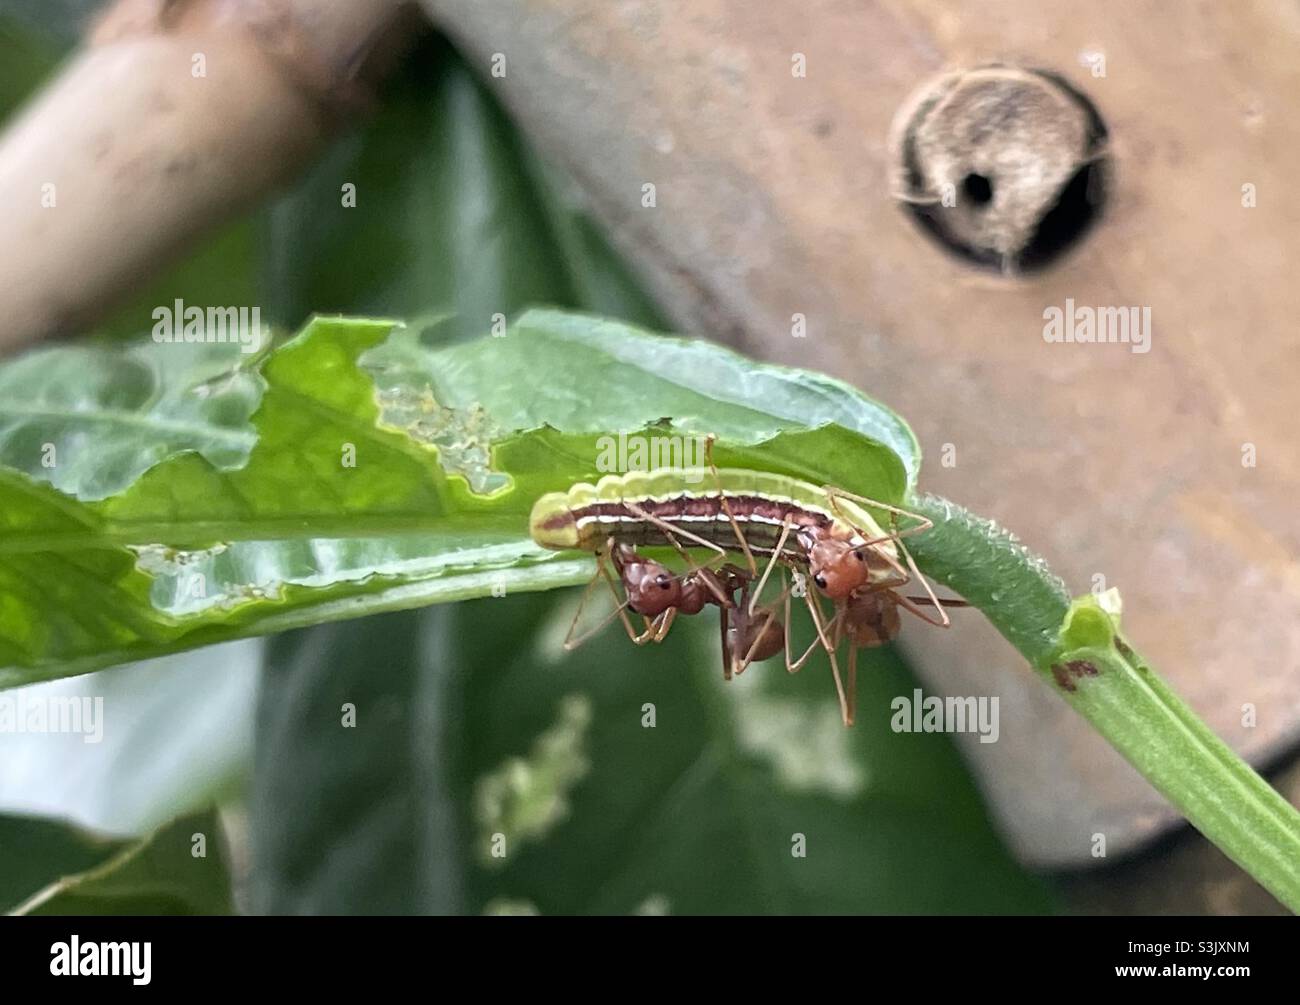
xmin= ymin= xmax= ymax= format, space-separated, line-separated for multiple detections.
xmin=907 ymin=492 xmax=1300 ymax=912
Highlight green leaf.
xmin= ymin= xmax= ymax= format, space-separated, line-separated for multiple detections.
xmin=407 ymin=308 xmax=918 ymax=484
xmin=0 ymin=310 xmax=910 ymax=685
xmin=0 ymin=339 xmax=263 ymax=501
xmin=8 ymin=808 xmax=234 ymax=915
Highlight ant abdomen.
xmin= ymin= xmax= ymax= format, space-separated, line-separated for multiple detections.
xmin=727 ymin=612 xmax=785 ymax=670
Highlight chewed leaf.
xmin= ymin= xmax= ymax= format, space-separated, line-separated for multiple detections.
xmin=0 ymin=341 xmax=262 ymax=501
xmin=0 ymin=312 xmax=916 ymax=685
xmin=378 ymin=308 xmax=920 ymax=485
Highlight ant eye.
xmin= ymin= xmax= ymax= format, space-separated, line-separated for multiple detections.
xmin=814 ymin=574 xmax=827 ymax=589
xmin=854 ymin=550 xmax=865 ymax=561
xmin=656 ymin=575 xmax=672 ymax=589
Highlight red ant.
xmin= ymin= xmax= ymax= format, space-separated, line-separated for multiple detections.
xmin=547 ymin=441 xmax=962 ymax=723
xmin=791 ymin=493 xmax=969 ymax=725
xmin=564 ymin=538 xmax=787 ymax=679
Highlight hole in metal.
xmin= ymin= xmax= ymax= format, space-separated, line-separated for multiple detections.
xmin=890 ymin=65 xmax=1111 ymax=275
xmin=962 ymin=173 xmax=994 ymax=206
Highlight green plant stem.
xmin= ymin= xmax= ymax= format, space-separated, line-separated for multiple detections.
xmin=907 ymin=492 xmax=1300 ymax=913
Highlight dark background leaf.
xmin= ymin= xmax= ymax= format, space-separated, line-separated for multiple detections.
xmin=0 ymin=813 xmax=130 ymax=912
xmin=10 ymin=809 xmax=233 ymax=916
xmin=253 ymin=610 xmax=462 ymax=914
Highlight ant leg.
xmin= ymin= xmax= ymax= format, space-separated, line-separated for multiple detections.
xmin=563 ymin=549 xmax=651 ymax=650
xmin=704 ymin=434 xmax=757 ymax=574
xmin=894 ymin=591 xmax=958 ymax=629
xmin=846 ymin=644 xmax=858 ymax=727
xmin=820 ymin=598 xmax=852 ymax=726
xmin=619 ymin=500 xmax=735 ymax=609
xmin=783 ymin=587 xmax=799 ymax=672
xmin=562 ymin=558 xmax=609 ymax=650
xmin=905 ymin=597 xmax=971 ymax=608
xmin=651 ymin=606 xmax=678 ymax=642
xmin=788 ymin=588 xmax=841 ymax=672
xmin=622 ymin=500 xmax=728 ymax=562
xmin=656 ymin=520 xmax=711 ymax=568
xmin=860 ymin=575 xmax=911 ymax=594
xmin=693 ymin=565 xmax=734 ymax=609
xmin=748 ymin=517 xmax=794 ymax=615
xmin=823 ymin=486 xmax=935 ymax=544
xmin=804 ymin=587 xmax=839 ymax=658
xmin=718 ymin=603 xmax=733 ymax=681
xmin=733 ymin=580 xmax=791 ymax=675
xmin=892 ymin=534 xmax=950 ymax=627
xmin=653 ymin=523 xmax=733 ymax=609
xmin=864 ymin=527 xmax=914 ymax=585
xmin=825 ymin=633 xmax=851 ymax=727
xmin=823 ymin=491 xmax=948 ymax=615
xmin=797 ymin=586 xmax=851 ymax=725
xmin=789 ymin=624 xmax=831 ymax=671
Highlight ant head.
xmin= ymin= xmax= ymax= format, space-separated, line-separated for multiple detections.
xmin=623 ymin=557 xmax=681 ymax=616
xmin=807 ymin=539 xmax=870 ymax=599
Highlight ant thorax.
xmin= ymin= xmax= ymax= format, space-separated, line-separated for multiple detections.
xmin=841 ymin=590 xmax=903 ymax=647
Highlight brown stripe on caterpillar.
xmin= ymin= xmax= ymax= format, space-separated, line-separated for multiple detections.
xmin=557 ymin=493 xmax=835 ymax=555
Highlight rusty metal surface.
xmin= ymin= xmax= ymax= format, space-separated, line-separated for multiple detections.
xmin=423 ymin=0 xmax=1300 ymax=866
